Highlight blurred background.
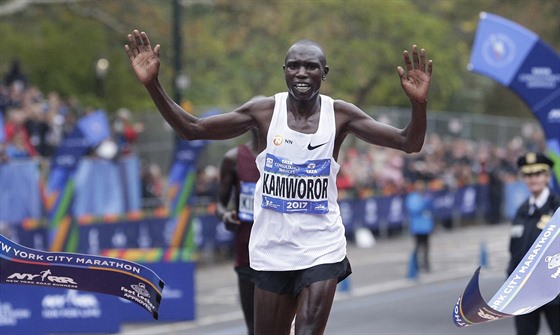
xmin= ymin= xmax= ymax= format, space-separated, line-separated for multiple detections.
xmin=1 ymin=0 xmax=557 ymax=204
xmin=0 ymin=0 xmax=558 ymax=333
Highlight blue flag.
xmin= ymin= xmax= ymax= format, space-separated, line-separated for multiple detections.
xmin=468 ymin=12 xmax=560 ymax=191
xmin=77 ymin=109 xmax=111 ymax=147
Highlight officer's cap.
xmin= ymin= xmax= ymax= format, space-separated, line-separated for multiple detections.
xmin=517 ymin=152 xmax=553 ymax=174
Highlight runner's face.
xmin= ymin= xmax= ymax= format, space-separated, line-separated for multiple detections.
xmin=283 ymin=44 xmax=326 ymax=101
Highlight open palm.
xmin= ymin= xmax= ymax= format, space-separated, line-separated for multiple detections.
xmin=397 ymin=45 xmax=432 ymax=104
xmin=124 ymin=30 xmax=161 ymax=86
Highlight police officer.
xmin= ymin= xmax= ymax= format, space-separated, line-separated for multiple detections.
xmin=508 ymin=152 xmax=560 ymax=335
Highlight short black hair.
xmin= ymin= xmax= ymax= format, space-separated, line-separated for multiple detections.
xmin=285 ymin=40 xmax=327 ymax=68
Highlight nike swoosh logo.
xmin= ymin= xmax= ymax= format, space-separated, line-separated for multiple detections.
xmin=307 ymin=142 xmax=328 ymax=150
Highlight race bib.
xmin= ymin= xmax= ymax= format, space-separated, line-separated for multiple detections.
xmin=239 ymin=181 xmax=255 ymax=221
xmin=261 ymin=153 xmax=330 ymax=214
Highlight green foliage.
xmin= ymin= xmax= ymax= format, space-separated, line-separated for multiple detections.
xmin=0 ymin=0 xmax=169 ymax=113
xmin=0 ymin=0 xmax=557 ymax=117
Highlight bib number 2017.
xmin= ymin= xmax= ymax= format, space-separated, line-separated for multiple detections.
xmin=287 ymin=201 xmax=308 ymax=210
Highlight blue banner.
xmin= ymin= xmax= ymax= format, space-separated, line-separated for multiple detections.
xmin=468 ymin=12 xmax=538 ymax=86
xmin=0 ymin=235 xmax=164 ymax=319
xmin=0 ymin=285 xmax=120 ymax=335
xmin=337 ymin=186 xmax=489 ymax=236
xmin=77 ymin=217 xmax=173 ymax=253
xmin=469 ymin=12 xmax=560 ymax=191
xmin=50 ymin=127 xmax=90 ymax=171
xmin=453 ymin=208 xmax=560 ymax=327
xmin=164 ymin=109 xmax=217 ymax=253
xmin=75 ymin=217 xmax=197 ymax=322
xmin=108 ymin=262 xmax=195 ymax=322
xmin=46 ymin=126 xmax=90 ymax=251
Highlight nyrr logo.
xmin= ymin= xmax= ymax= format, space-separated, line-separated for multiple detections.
xmin=6 ymin=269 xmax=78 ymax=286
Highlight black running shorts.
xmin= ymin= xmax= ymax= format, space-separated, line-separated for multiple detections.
xmin=250 ymin=257 xmax=352 ymax=297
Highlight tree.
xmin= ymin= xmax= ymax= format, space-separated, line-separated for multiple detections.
xmin=1 ymin=0 xmax=557 ymax=117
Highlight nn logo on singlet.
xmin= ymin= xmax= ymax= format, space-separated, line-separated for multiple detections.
xmin=273 ymin=135 xmax=283 ymax=146
xmin=273 ymin=135 xmax=293 ymax=146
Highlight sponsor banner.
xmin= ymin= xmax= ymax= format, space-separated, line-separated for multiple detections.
xmin=0 ymin=285 xmax=119 ymax=335
xmin=374 ymin=195 xmax=405 ymax=229
xmin=165 ymin=138 xmax=208 ymax=254
xmin=510 ymin=38 xmax=560 ymax=192
xmin=0 ymin=234 xmax=164 ymax=319
xmin=361 ymin=198 xmax=378 ymax=229
xmin=77 ymin=214 xmax=231 ymax=258
xmin=195 ymin=215 xmax=235 ymax=250
xmin=1 ymin=225 xmax=48 ymax=252
xmin=469 ymin=12 xmax=560 ymax=191
xmin=431 ymin=190 xmax=455 ymax=221
xmin=337 ymin=186 xmax=489 ymax=234
xmin=50 ymin=126 xmax=90 ymax=170
xmin=453 ymin=208 xmax=560 ymax=327
xmin=458 ymin=186 xmax=477 ymax=217
xmin=46 ymin=126 xmax=89 ymax=252
xmin=468 ymin=12 xmax=538 ymax=86
xmin=107 ymin=262 xmax=195 ymax=322
xmin=339 ymin=199 xmax=357 ymax=232
xmin=77 ymin=217 xmax=172 ymax=253
xmin=163 ymin=110 xmax=218 ymax=254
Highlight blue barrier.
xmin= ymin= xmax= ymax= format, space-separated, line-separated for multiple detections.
xmin=0 ymin=252 xmax=190 ymax=333
xmin=338 ymin=184 xmax=489 ymax=235
xmin=109 ymin=262 xmax=195 ymax=322
xmin=1 ymin=154 xmax=500 ymax=233
xmin=0 ymin=157 xmax=141 ymax=225
xmin=73 ymin=157 xmax=141 ymax=217
xmin=0 ymin=160 xmax=42 ymax=223
xmin=2 ymin=216 xmax=196 ymax=334
xmin=0 ymin=286 xmax=120 ymax=335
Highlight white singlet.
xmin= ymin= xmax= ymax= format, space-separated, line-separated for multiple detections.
xmin=249 ymin=92 xmax=347 ymax=271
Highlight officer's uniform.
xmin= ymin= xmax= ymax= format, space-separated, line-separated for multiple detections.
xmin=508 ymin=152 xmax=560 ymax=335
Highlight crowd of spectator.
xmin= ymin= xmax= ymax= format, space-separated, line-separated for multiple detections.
xmin=1 ymin=60 xmax=550 ymax=218
xmin=0 ymin=61 xmax=150 ymax=163
xmin=0 ymin=60 xmax=161 ymax=209
xmin=335 ymin=123 xmax=547 ymax=200
xmin=1 ymin=60 xmax=69 ymax=160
